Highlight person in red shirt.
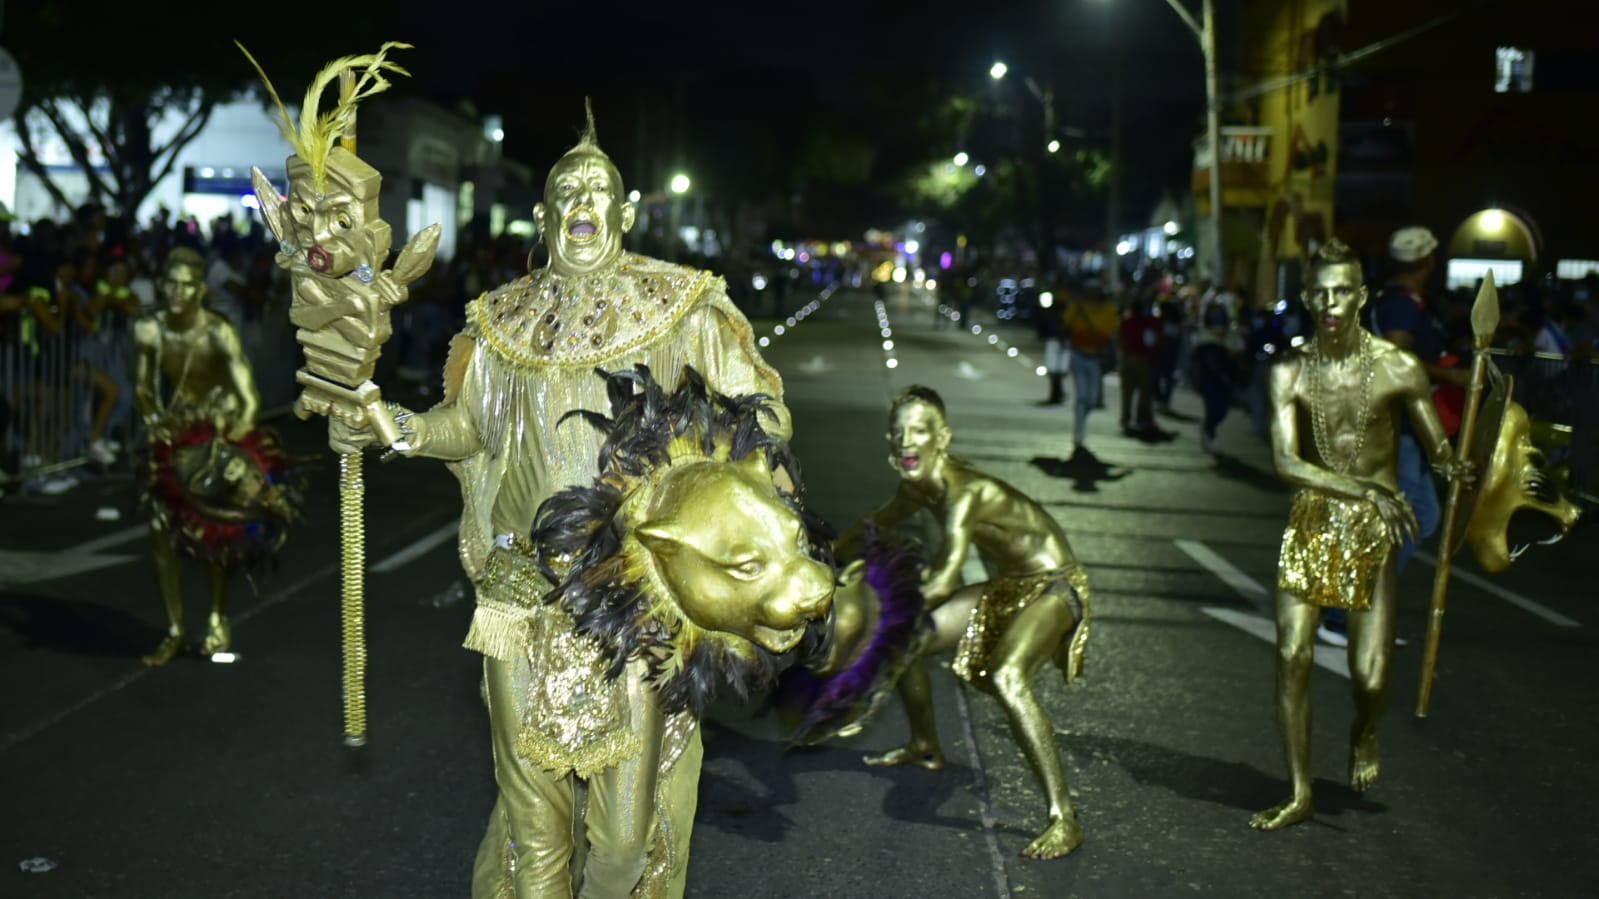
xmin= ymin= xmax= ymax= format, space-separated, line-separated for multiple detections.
xmin=1118 ymin=295 xmax=1160 ymax=432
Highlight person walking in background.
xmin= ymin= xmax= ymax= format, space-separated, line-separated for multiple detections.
xmin=1118 ymin=294 xmax=1160 ymax=434
xmin=1036 ymin=284 xmax=1070 ymax=406
xmin=1062 ymin=286 xmax=1120 ymax=453
xmin=1190 ymin=302 xmax=1237 ymax=453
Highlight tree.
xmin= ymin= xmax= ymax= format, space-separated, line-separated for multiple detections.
xmin=7 ymin=2 xmax=385 ymax=218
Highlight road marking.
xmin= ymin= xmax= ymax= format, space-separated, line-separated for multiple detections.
xmin=0 ymin=549 xmax=137 ymax=588
xmin=1179 ymin=539 xmax=1349 ymax=678
xmin=950 ymin=674 xmax=1013 ymax=899
xmin=1174 ymin=538 xmax=1270 ymax=605
xmin=1414 ymin=551 xmax=1580 ymax=628
xmin=0 ymin=557 xmax=340 ymax=755
xmin=370 ymin=519 xmax=460 ymax=573
xmin=67 ymin=524 xmax=146 ymax=555
xmin=1200 ymin=606 xmax=1349 ymax=678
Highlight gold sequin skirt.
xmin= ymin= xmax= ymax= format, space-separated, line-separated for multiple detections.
xmin=1276 ymin=490 xmax=1390 ymax=610
xmin=952 ymin=566 xmax=1090 ymax=689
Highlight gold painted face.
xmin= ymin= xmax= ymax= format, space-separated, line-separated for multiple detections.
xmin=635 ymin=456 xmax=835 ymax=655
xmin=159 ymin=262 xmax=207 ymax=317
xmin=1303 ymin=262 xmax=1368 ymax=340
xmin=1463 ymin=402 xmax=1582 ymax=572
xmin=887 ymin=401 xmax=950 ymax=482
xmin=534 ymin=152 xmax=635 ymax=277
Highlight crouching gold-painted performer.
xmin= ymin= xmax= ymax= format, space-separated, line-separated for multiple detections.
xmin=133 ymin=248 xmax=306 ymax=665
xmin=334 ymin=108 xmax=805 ymax=896
xmin=1250 ymin=240 xmax=1472 ymax=831
xmin=835 ymin=386 xmax=1092 ymax=860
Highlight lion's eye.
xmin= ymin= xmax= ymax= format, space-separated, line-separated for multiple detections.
xmin=731 ymin=559 xmax=765 ymax=577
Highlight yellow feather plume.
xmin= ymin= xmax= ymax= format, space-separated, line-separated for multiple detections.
xmin=236 ymin=41 xmax=413 ymax=192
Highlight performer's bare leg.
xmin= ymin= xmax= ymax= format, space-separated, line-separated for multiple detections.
xmin=1345 ymin=556 xmax=1398 ymax=793
xmin=864 ymin=590 xmax=977 ymax=771
xmin=987 ymin=592 xmax=1082 ymax=860
xmin=1250 ymin=591 xmax=1320 ymax=830
xmin=201 ymin=563 xmax=230 ymax=655
xmin=143 ymin=525 xmax=187 ymax=666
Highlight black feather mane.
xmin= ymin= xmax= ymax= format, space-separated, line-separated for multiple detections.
xmin=532 ymin=364 xmax=835 ymax=718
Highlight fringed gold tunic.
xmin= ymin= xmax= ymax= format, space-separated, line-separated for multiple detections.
xmin=402 ymin=253 xmax=786 ymax=895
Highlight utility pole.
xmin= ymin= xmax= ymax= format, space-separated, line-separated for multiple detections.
xmin=1106 ymin=12 xmax=1123 ymax=294
xmin=1164 ymin=0 xmax=1225 ymax=285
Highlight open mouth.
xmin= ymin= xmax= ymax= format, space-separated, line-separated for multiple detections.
xmin=307 ymin=246 xmax=332 ymax=272
xmin=753 ymin=623 xmax=807 ymax=653
xmin=898 ymin=453 xmax=921 ymax=471
xmin=563 ymin=209 xmax=599 ymax=242
xmin=1505 ymin=496 xmax=1573 ymax=561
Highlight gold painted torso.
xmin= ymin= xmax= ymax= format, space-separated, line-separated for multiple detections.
xmin=1282 ymin=338 xmax=1410 ymax=490
xmin=934 ymin=461 xmax=1079 ymax=577
xmin=151 ymin=312 xmax=249 ymax=421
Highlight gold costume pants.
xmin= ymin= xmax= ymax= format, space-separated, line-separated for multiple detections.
xmin=952 ymin=566 xmax=1091 ymax=690
xmin=470 ymin=656 xmax=704 ymax=899
xmin=1276 ymin=490 xmax=1390 ymax=610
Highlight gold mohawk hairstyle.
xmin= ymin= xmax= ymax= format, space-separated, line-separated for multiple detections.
xmin=236 ymin=41 xmax=413 ymax=193
xmin=563 ymin=97 xmax=602 ymax=156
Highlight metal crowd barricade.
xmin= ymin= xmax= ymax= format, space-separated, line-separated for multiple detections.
xmin=1486 ymin=348 xmax=1598 ymax=506
xmin=1 ymin=308 xmax=93 ymax=482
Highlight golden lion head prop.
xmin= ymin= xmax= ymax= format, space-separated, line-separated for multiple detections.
xmin=532 ymin=365 xmax=836 ymax=717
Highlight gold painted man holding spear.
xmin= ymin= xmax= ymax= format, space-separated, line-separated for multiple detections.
xmin=1251 ymin=239 xmax=1474 ymax=831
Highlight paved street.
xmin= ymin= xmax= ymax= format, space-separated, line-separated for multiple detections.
xmin=3 ymin=286 xmax=1596 ymax=898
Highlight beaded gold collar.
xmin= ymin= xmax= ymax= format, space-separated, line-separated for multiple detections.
xmin=475 ymin=254 xmax=715 ymax=367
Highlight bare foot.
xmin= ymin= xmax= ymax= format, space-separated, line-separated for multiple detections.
xmin=1021 ymin=815 xmax=1084 ymax=860
xmin=201 ymin=615 xmax=231 ymax=656
xmin=1249 ymin=796 xmax=1313 ymax=830
xmin=142 ymin=634 xmax=186 ymax=667
xmin=863 ymin=744 xmax=945 ymax=770
xmin=1350 ymin=731 xmax=1380 ymax=793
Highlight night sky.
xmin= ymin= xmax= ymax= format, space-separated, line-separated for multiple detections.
xmin=385 ymin=0 xmax=1210 ymax=225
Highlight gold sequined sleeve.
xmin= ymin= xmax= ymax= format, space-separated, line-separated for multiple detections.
xmin=692 ymin=286 xmax=791 ymax=442
xmin=402 ymin=330 xmax=484 ymax=461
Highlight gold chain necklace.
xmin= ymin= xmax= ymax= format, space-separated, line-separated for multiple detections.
xmin=1308 ymin=329 xmax=1375 ymax=474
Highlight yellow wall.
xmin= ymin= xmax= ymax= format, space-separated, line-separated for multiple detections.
xmin=1235 ymin=0 xmax=1347 ymax=303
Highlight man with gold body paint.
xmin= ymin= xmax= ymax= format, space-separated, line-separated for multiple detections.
xmin=132 ymin=247 xmax=302 ymax=665
xmin=338 ymin=114 xmax=788 ymax=897
xmin=1251 ymin=240 xmax=1472 ymax=830
xmin=835 ymin=385 xmax=1091 ymax=860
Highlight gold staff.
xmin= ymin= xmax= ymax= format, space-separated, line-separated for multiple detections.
xmin=238 ymin=42 xmax=438 ymax=746
xmin=332 ymin=67 xmax=368 ymax=748
xmin=1415 ymin=271 xmax=1499 ymax=717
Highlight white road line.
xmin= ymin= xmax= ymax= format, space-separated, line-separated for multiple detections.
xmin=1200 ymin=607 xmax=1349 ymax=678
xmin=370 ymin=519 xmax=460 ymax=573
xmin=1174 ymin=538 xmax=1270 ymax=605
xmin=67 ymin=524 xmax=146 ymax=555
xmin=1414 ymin=551 xmax=1580 ymax=628
xmin=950 ymin=672 xmax=1014 ymax=899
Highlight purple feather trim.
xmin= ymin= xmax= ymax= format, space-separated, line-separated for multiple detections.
xmin=778 ymin=528 xmax=930 ymax=746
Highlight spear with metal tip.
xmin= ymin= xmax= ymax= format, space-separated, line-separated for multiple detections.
xmin=1415 ymin=270 xmax=1499 ymax=718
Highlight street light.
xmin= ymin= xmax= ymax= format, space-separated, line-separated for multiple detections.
xmin=1047 ymin=139 xmax=1061 ymax=154
xmin=669 ymin=173 xmax=691 ymax=195
xmin=990 ymin=61 xmax=1008 ymax=80
xmin=953 ymin=151 xmax=969 ymax=167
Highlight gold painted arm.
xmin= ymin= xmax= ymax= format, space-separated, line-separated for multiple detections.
xmin=923 ymin=492 xmax=975 ymax=605
xmin=132 ymin=319 xmax=160 ymax=421
xmin=218 ymin=321 xmax=262 ymax=439
xmin=834 ymin=488 xmax=917 ymax=563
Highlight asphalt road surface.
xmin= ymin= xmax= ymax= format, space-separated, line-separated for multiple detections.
xmin=3 ymin=285 xmax=1595 ymax=898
